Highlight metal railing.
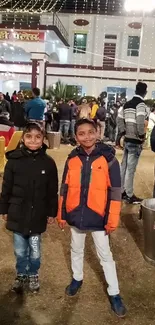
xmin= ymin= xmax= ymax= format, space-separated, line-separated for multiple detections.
xmin=53 ymin=12 xmax=69 ymax=43
xmin=1 ymin=11 xmax=69 ymax=43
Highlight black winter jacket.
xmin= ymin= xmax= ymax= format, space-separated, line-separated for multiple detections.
xmin=151 ymin=126 xmax=155 ymax=152
xmin=0 ymin=144 xmax=58 ymax=235
xmin=58 ymin=103 xmax=71 ymax=121
xmin=11 ymin=101 xmax=26 ymax=127
xmin=96 ymin=106 xmax=106 ymax=121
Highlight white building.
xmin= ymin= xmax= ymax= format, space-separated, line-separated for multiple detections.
xmin=0 ymin=11 xmax=155 ymax=100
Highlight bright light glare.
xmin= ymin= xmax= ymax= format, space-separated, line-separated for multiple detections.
xmin=124 ymin=0 xmax=155 ymax=12
xmin=77 ymin=34 xmax=84 ymax=39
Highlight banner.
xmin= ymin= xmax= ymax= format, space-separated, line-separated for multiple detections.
xmin=0 ymin=30 xmax=44 ymax=42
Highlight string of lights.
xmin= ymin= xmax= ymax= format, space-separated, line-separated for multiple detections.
xmin=23 ymin=0 xmax=35 ymax=10
xmin=12 ymin=0 xmax=22 ymax=9
xmin=31 ymin=0 xmax=42 ymax=11
xmin=45 ymin=0 xmax=60 ymax=12
xmin=56 ymin=0 xmax=67 ymax=13
xmin=0 ymin=0 xmax=130 ymax=14
xmin=39 ymin=0 xmax=54 ymax=11
xmin=0 ymin=0 xmax=12 ymax=8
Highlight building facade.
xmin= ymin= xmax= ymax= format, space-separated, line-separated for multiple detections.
xmin=0 ymin=11 xmax=155 ymax=99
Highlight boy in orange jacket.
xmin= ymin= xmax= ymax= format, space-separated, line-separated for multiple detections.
xmin=57 ymin=119 xmax=126 ymax=318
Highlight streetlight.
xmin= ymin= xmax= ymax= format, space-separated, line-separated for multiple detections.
xmin=124 ymin=0 xmax=155 ymax=82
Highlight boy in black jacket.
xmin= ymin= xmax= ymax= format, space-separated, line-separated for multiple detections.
xmin=151 ymin=126 xmax=155 ymax=197
xmin=0 ymin=122 xmax=58 ymax=293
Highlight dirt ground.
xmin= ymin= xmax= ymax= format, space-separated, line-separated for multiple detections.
xmin=0 ymin=145 xmax=155 ymax=325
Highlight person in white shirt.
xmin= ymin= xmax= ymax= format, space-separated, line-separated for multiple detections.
xmin=147 ymin=106 xmax=155 ymax=147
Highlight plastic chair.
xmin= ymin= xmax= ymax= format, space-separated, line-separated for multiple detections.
xmin=0 ymin=137 xmax=5 ymax=174
xmin=5 ymin=131 xmax=23 ymax=153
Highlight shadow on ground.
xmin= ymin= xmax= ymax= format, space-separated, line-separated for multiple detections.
xmin=121 ymin=203 xmax=144 ymax=255
xmin=0 ymin=269 xmax=36 ymax=325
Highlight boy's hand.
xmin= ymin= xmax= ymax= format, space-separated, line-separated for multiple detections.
xmin=105 ymin=229 xmax=115 ymax=235
xmin=105 ymin=225 xmax=116 ymax=235
xmin=2 ymin=214 xmax=7 ymax=222
xmin=58 ymin=221 xmax=66 ymax=230
xmin=47 ymin=217 xmax=55 ymax=225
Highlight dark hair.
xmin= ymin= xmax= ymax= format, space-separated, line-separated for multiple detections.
xmin=32 ymin=87 xmax=40 ymax=97
xmin=75 ymin=118 xmax=97 ymax=135
xmin=136 ymin=82 xmax=147 ymax=96
xmin=151 ymin=104 xmax=155 ymax=112
xmin=23 ymin=122 xmax=44 ymax=136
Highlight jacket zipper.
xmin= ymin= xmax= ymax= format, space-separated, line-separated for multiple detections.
xmin=29 ymin=158 xmax=36 ymax=233
xmin=81 ymin=155 xmax=90 ymax=228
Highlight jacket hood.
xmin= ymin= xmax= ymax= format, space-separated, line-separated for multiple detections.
xmin=68 ymin=142 xmax=115 ymax=163
xmin=6 ymin=143 xmax=48 ymax=160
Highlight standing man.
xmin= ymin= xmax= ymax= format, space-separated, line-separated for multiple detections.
xmin=0 ymin=92 xmax=11 ymax=116
xmin=109 ymin=104 xmax=119 ymax=144
xmin=69 ymin=100 xmax=78 ymax=139
xmin=25 ymin=88 xmax=46 ymax=124
xmin=118 ymin=82 xmax=148 ymax=204
xmin=11 ymin=92 xmax=26 ymax=130
xmin=96 ymin=100 xmax=106 ymax=140
xmin=58 ymin=100 xmax=71 ymax=143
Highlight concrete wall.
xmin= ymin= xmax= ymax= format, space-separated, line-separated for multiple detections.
xmin=49 ymin=13 xmax=155 ymax=70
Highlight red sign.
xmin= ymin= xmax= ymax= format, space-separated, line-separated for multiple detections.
xmin=0 ymin=30 xmax=44 ymax=42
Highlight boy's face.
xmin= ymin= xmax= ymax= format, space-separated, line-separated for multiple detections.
xmin=23 ymin=129 xmax=43 ymax=151
xmin=75 ymin=123 xmax=97 ymax=150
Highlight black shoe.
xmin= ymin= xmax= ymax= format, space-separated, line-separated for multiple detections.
xmin=109 ymin=294 xmax=127 ymax=318
xmin=65 ymin=278 xmax=83 ymax=296
xmin=122 ymin=191 xmax=127 ymax=200
xmin=126 ymin=194 xmax=142 ymax=205
xmin=11 ymin=275 xmax=27 ymax=294
xmin=29 ymin=275 xmax=40 ymax=293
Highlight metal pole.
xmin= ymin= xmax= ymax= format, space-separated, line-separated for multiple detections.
xmin=136 ymin=11 xmax=145 ymax=83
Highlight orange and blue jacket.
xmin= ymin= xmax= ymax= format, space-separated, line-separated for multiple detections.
xmin=57 ymin=143 xmax=121 ymax=231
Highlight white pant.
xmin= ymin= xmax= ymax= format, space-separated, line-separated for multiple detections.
xmin=99 ymin=121 xmax=105 ymax=140
xmin=71 ymin=227 xmax=119 ymax=296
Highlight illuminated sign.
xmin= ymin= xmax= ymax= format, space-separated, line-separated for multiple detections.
xmin=0 ymin=30 xmax=44 ymax=42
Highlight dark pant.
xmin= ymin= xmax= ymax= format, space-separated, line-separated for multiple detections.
xmin=70 ymin=119 xmax=76 ymax=138
xmin=116 ymin=132 xmax=122 ymax=146
xmin=121 ymin=142 xmax=142 ymax=197
xmin=13 ymin=233 xmax=41 ymax=276
xmin=109 ymin=125 xmax=116 ymax=142
xmin=59 ymin=120 xmax=70 ymax=140
xmin=153 ymin=166 xmax=155 ymax=198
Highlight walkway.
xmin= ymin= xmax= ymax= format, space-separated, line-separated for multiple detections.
xmin=0 ymin=146 xmax=154 ymax=325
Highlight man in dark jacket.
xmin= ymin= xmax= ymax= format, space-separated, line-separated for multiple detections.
xmin=0 ymin=122 xmax=58 ymax=294
xmin=96 ymin=100 xmax=106 ymax=139
xmin=11 ymin=92 xmax=26 ymax=129
xmin=69 ymin=100 xmax=78 ymax=139
xmin=0 ymin=92 xmax=11 ymax=116
xmin=118 ymin=82 xmax=148 ymax=204
xmin=58 ymin=100 xmax=71 ymax=143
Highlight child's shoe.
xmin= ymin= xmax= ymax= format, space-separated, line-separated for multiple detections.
xmin=29 ymin=275 xmax=40 ymax=293
xmin=65 ymin=278 xmax=83 ymax=296
xmin=11 ymin=274 xmax=27 ymax=294
xmin=109 ymin=294 xmax=127 ymax=317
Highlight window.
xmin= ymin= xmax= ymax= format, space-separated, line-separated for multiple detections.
xmin=127 ymin=36 xmax=140 ymax=57
xmin=105 ymin=34 xmax=117 ymax=39
xmin=73 ymin=33 xmax=87 ymax=54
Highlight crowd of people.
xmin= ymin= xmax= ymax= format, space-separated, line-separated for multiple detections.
xmin=49 ymin=98 xmax=122 ymax=145
xmin=0 ymin=81 xmax=155 ymax=319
